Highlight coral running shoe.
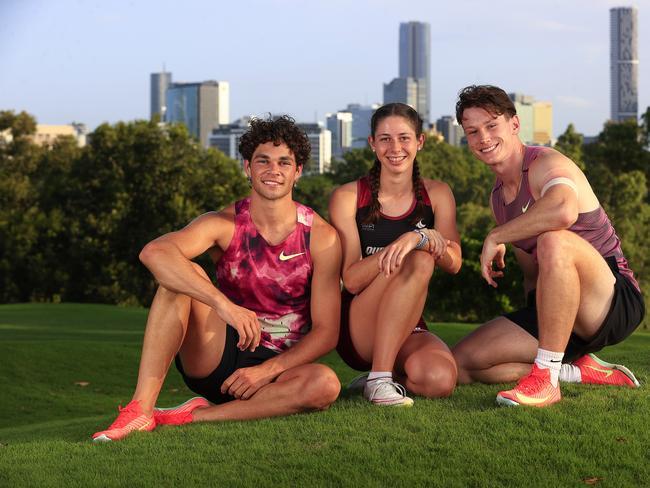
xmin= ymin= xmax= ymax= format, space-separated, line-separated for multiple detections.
xmin=154 ymin=397 xmax=209 ymax=425
xmin=573 ymin=353 xmax=640 ymax=388
xmin=92 ymin=400 xmax=155 ymax=442
xmin=364 ymin=377 xmax=414 ymax=407
xmin=496 ymin=364 xmax=561 ymax=408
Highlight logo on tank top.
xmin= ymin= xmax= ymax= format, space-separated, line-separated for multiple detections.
xmin=415 ymin=219 xmax=426 ymax=229
xmin=361 ymin=223 xmax=375 ymax=232
xmin=279 ymin=251 xmax=306 ymax=261
xmin=366 ymin=246 xmax=384 ymax=255
xmin=521 ymin=199 xmax=531 ymax=213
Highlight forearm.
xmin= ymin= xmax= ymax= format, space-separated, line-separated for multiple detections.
xmin=435 ymin=241 xmax=462 ymax=275
xmin=489 ymin=198 xmax=576 ymax=246
xmin=261 ymin=327 xmax=337 ymax=377
xmin=342 ymin=253 xmax=383 ymax=294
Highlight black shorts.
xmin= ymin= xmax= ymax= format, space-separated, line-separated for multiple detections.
xmin=504 ymin=256 xmax=645 ymax=362
xmin=336 ymin=289 xmax=429 ymax=371
xmin=175 ymin=325 xmax=278 ymax=405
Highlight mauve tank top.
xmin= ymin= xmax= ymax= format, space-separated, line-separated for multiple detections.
xmin=491 ymin=146 xmax=639 ymax=291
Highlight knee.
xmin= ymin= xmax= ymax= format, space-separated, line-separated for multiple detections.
xmin=536 ymin=230 xmax=572 ymax=268
xmin=299 ymin=366 xmax=341 ymax=411
xmin=405 ymin=360 xmax=457 ymax=398
xmin=401 ymin=250 xmax=436 ymax=281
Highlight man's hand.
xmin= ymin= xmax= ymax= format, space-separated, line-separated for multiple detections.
xmin=220 ymin=363 xmax=279 ymax=399
xmin=480 ymin=234 xmax=506 ymax=288
xmin=218 ymin=301 xmax=260 ymax=351
xmin=377 ymin=231 xmax=420 ymax=277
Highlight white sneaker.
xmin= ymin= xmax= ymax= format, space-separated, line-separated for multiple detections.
xmin=363 ymin=377 xmax=414 ymax=407
xmin=347 ymin=373 xmax=369 ymax=392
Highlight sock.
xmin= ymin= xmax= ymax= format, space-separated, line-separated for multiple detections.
xmin=367 ymin=371 xmax=392 ymax=382
xmin=534 ymin=348 xmax=564 ymax=387
xmin=559 ymin=363 xmax=582 ymax=383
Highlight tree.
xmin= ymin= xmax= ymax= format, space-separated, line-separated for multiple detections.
xmin=555 ymin=123 xmax=585 ymax=170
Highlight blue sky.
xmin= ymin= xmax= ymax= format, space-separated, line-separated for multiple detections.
xmin=0 ymin=0 xmax=648 ymax=137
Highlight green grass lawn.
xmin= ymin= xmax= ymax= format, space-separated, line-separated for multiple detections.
xmin=1 ymin=303 xmax=649 ymax=487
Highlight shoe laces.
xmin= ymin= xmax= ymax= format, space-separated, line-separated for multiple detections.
xmin=108 ymin=402 xmax=143 ymax=430
xmin=367 ymin=377 xmax=407 ymax=401
xmin=515 ymin=369 xmax=550 ymax=395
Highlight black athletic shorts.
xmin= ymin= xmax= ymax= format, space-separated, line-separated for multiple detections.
xmin=175 ymin=324 xmax=278 ymax=405
xmin=504 ymin=256 xmax=645 ymax=362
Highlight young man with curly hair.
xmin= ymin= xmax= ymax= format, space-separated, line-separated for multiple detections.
xmin=452 ymin=85 xmax=644 ymax=408
xmin=93 ymin=116 xmax=342 ymax=442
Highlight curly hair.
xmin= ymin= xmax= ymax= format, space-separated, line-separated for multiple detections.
xmin=238 ymin=115 xmax=311 ymax=166
xmin=455 ymin=85 xmax=516 ymax=125
xmin=364 ymin=103 xmax=425 ymax=225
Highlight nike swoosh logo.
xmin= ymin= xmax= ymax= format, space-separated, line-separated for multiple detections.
xmin=585 ymin=365 xmax=614 ymax=378
xmin=514 ymin=392 xmax=553 ymax=405
xmin=279 ymin=251 xmax=305 ymax=261
xmin=522 ymin=200 xmax=531 ymax=213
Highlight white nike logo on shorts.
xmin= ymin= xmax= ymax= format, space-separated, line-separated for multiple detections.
xmin=522 ymin=199 xmax=531 ymax=213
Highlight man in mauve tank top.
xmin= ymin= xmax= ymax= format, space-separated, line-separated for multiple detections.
xmin=452 ymin=85 xmax=644 ymax=408
xmin=93 ymin=116 xmax=342 ymax=442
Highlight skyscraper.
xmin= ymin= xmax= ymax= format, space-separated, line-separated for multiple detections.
xmin=150 ymin=71 xmax=172 ymax=120
xmin=166 ymin=80 xmax=230 ymax=147
xmin=399 ymin=21 xmax=430 ymax=122
xmin=610 ymin=7 xmax=638 ymax=122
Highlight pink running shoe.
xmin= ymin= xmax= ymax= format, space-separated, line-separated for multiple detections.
xmin=573 ymin=354 xmax=640 ymax=388
xmin=92 ymin=400 xmax=155 ymax=442
xmin=154 ymin=397 xmax=209 ymax=425
xmin=496 ymin=364 xmax=561 ymax=407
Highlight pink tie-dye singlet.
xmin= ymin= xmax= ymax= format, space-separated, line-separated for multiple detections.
xmin=215 ymin=198 xmax=314 ymax=353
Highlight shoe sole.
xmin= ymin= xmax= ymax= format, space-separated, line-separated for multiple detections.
xmin=154 ymin=397 xmax=208 ymax=412
xmin=587 ymin=354 xmax=640 ymax=388
xmin=347 ymin=374 xmax=369 ymax=392
xmin=496 ymin=395 xmax=520 ymax=407
xmin=370 ymin=398 xmax=414 ymax=407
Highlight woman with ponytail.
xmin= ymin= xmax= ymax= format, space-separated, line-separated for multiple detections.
xmin=329 ymin=103 xmax=462 ymax=406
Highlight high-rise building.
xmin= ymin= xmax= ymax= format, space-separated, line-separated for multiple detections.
xmin=533 ymin=101 xmax=553 ymax=145
xmin=326 ymin=111 xmax=353 ymax=158
xmin=510 ymin=93 xmax=535 ymax=145
xmin=509 ymin=93 xmax=553 ymax=145
xmin=347 ymin=103 xmax=380 ymax=149
xmin=150 ymin=71 xmax=172 ymax=120
xmin=383 ymin=77 xmax=418 ymax=111
xmin=610 ymin=7 xmax=638 ymax=122
xmin=435 ymin=116 xmax=464 ymax=147
xmin=166 ymin=81 xmax=230 ymax=147
xmin=299 ymin=123 xmax=332 ymax=174
xmin=399 ymin=21 xmax=430 ymax=122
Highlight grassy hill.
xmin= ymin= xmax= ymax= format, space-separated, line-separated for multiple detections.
xmin=1 ymin=303 xmax=649 ymax=487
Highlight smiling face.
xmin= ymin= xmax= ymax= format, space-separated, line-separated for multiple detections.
xmin=461 ymin=107 xmax=521 ymax=168
xmin=244 ymin=141 xmax=302 ymax=201
xmin=368 ymin=115 xmax=424 ymax=175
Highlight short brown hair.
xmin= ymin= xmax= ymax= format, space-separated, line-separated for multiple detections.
xmin=455 ymin=85 xmax=516 ymax=125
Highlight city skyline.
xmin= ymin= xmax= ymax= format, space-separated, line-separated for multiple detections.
xmin=1 ymin=0 xmax=648 ymax=139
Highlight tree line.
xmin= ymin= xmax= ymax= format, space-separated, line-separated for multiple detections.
xmin=2 ymin=110 xmax=649 ymax=327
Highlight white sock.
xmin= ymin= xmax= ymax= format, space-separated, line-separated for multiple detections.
xmin=367 ymin=371 xmax=392 ymax=382
xmin=559 ymin=364 xmax=582 ymax=383
xmin=534 ymin=348 xmax=564 ymax=387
